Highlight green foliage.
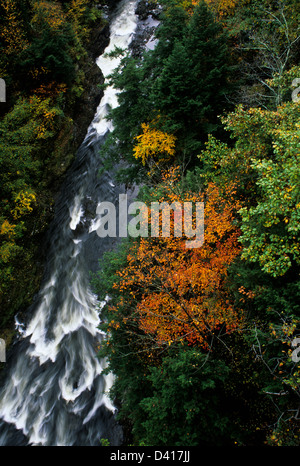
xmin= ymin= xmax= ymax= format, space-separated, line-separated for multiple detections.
xmin=198 ymin=94 xmax=300 ymax=277
xmin=154 ymin=1 xmax=234 ymax=138
xmin=100 ymin=438 xmax=110 ymax=446
xmin=19 ymin=27 xmax=76 ymax=86
xmin=222 ymin=0 xmax=300 ymax=108
xmin=0 ymin=94 xmax=63 ymax=206
xmin=0 ymin=94 xmax=64 ymax=324
xmin=137 ymin=348 xmax=231 ymax=446
xmin=105 ymin=0 xmax=236 ymax=182
xmin=153 ymin=1 xmax=189 ymax=59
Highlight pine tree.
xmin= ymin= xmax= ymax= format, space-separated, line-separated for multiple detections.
xmin=153 ymin=1 xmax=235 ymax=154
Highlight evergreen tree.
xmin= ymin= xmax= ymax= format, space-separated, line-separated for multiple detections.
xmin=106 ymin=0 xmax=235 ymax=179
xmin=154 ymin=1 xmax=235 ymax=154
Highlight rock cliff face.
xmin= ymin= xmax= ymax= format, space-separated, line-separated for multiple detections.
xmin=107 ymin=0 xmax=123 ymax=11
xmin=135 ymin=0 xmax=161 ymax=20
xmin=69 ymin=21 xmax=110 ymax=152
xmin=131 ymin=0 xmax=162 ymax=58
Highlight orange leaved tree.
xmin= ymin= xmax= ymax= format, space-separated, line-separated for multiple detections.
xmin=107 ymin=169 xmax=244 ymax=353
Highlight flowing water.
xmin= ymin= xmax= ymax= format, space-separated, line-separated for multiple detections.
xmin=0 ymin=0 xmax=138 ymax=446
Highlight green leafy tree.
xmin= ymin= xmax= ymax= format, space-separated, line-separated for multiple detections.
xmin=229 ymin=103 xmax=299 ymax=277
xmin=137 ymin=348 xmax=231 ymax=446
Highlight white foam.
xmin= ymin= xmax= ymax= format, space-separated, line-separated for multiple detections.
xmin=69 ymin=195 xmax=84 ymax=230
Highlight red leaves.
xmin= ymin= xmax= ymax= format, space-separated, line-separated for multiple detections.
xmin=110 ymin=169 xmax=244 ymax=350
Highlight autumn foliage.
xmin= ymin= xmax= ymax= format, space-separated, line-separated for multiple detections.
xmin=0 ymin=0 xmax=29 ymax=56
xmin=172 ymin=0 xmax=247 ymax=18
xmin=106 ymin=169 xmax=243 ymax=351
xmin=133 ymin=122 xmax=176 ymax=166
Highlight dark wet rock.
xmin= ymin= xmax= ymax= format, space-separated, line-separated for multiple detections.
xmin=106 ymin=0 xmax=123 ymax=12
xmin=135 ymin=0 xmax=161 ymax=20
xmin=70 ymin=22 xmax=110 ymax=152
xmin=130 ymin=1 xmax=161 ymax=58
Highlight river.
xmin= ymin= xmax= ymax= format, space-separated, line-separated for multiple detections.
xmin=0 ymin=0 xmax=138 ymax=446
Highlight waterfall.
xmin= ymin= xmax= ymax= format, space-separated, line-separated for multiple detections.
xmin=0 ymin=0 xmax=138 ymax=446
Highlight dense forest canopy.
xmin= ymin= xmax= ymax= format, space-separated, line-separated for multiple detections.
xmin=93 ymin=0 xmax=300 ymax=446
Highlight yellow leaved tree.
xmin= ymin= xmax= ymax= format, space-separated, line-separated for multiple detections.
xmin=11 ymin=191 xmax=36 ymax=220
xmin=31 ymin=1 xmax=65 ymax=32
xmin=133 ymin=122 xmax=177 ymax=167
xmin=0 ymin=0 xmax=29 ymax=55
